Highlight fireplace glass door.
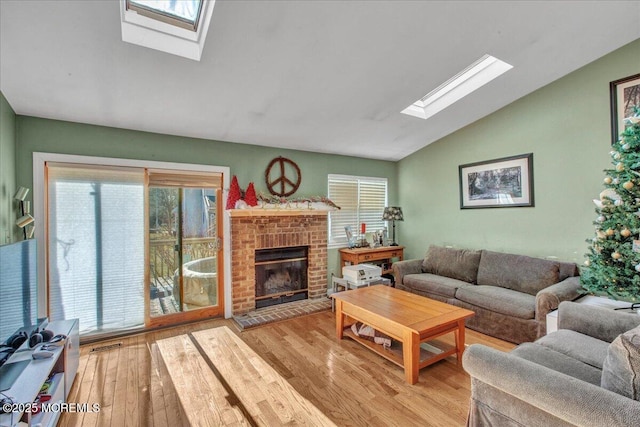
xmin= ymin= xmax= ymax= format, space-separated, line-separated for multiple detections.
xmin=147 ymin=171 xmax=223 ymax=326
xmin=254 ymin=246 xmax=308 ymax=308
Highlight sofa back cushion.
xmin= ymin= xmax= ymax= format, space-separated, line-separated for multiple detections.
xmin=601 ymin=324 xmax=640 ymax=400
xmin=476 ymin=250 xmax=560 ymax=295
xmin=558 ymin=261 xmax=579 ymax=281
xmin=421 ymin=245 xmax=481 ymax=284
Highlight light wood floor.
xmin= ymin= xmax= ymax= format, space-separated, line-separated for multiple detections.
xmin=59 ymin=310 xmax=515 ymax=427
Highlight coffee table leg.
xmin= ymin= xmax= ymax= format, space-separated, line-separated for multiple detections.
xmin=335 ymin=300 xmax=345 ymax=339
xmin=403 ymin=330 xmax=420 ymax=384
xmin=456 ymin=319 xmax=466 ymax=365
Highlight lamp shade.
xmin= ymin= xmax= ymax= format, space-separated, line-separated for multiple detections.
xmin=382 ymin=206 xmax=404 ymax=221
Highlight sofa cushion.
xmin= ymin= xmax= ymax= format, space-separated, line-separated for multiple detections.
xmin=558 ymin=261 xmax=579 ymax=281
xmin=455 ymin=285 xmax=536 ymax=319
xmin=403 ymin=273 xmax=472 ymax=299
xmin=511 ymin=343 xmax=602 ymax=386
xmin=476 ymin=250 xmax=560 ymax=296
xmin=601 ymin=324 xmax=640 ymax=400
xmin=421 ymin=245 xmax=481 ymax=283
xmin=536 ymin=330 xmax=609 ymax=369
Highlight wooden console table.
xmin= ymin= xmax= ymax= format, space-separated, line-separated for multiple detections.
xmin=339 ymin=246 xmax=404 ymax=276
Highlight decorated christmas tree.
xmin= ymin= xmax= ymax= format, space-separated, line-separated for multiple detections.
xmin=226 ymin=175 xmax=242 ymax=209
xmin=581 ymin=106 xmax=640 ymax=301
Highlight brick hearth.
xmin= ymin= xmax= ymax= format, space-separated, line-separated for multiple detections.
xmin=229 ymin=210 xmax=328 ymax=315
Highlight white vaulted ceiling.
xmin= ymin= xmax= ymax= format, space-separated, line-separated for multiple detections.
xmin=1 ymin=1 xmax=639 ymax=160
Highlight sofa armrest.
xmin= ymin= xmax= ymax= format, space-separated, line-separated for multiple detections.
xmin=391 ymin=259 xmax=423 ymax=285
xmin=557 ymin=301 xmax=640 ymax=343
xmin=463 ymin=344 xmax=640 ymax=426
xmin=535 ymin=276 xmax=581 ymax=322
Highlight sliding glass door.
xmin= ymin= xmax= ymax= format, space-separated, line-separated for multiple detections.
xmin=46 ymin=162 xmax=224 ymax=338
xmin=47 ymin=164 xmax=146 ymax=337
xmin=146 ymin=171 xmax=223 ymax=327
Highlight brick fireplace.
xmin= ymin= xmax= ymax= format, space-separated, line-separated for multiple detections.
xmin=229 ymin=210 xmax=328 ymax=315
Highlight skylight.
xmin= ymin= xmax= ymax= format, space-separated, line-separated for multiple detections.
xmin=401 ymin=55 xmax=513 ymax=120
xmin=120 ymin=0 xmax=215 ymax=61
xmin=127 ymin=0 xmax=203 ymax=31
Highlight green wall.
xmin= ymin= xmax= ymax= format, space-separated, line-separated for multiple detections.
xmin=397 ymin=39 xmax=640 ymax=263
xmin=15 ymin=116 xmax=398 ymax=277
xmin=0 ymin=92 xmax=17 ymax=244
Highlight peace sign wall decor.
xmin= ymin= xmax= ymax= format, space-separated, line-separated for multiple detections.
xmin=265 ymin=156 xmax=302 ymax=197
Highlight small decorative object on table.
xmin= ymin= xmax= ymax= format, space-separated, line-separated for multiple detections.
xmin=344 ymin=225 xmax=356 ymax=248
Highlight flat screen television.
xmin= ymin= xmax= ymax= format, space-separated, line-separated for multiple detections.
xmin=0 ymin=239 xmax=38 ymax=342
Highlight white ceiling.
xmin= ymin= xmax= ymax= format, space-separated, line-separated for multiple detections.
xmin=1 ymin=1 xmax=639 ymax=161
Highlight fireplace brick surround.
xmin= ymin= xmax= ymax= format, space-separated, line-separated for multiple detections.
xmin=229 ymin=210 xmax=328 ymax=315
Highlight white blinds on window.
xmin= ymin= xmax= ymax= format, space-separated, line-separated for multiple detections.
xmin=328 ymin=174 xmax=387 ymax=247
xmin=47 ymin=164 xmax=145 ymax=336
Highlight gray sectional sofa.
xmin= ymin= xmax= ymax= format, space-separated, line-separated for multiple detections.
xmin=463 ymin=301 xmax=640 ymax=426
xmin=392 ymin=245 xmax=580 ymax=343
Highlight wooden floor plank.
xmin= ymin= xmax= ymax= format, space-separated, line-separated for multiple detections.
xmin=125 ymin=335 xmax=141 ymax=427
xmin=156 ymin=333 xmax=249 ymax=426
xmin=96 ymin=342 xmax=119 ymax=426
xmin=110 ymin=338 xmax=130 ymax=426
xmin=192 ymin=326 xmax=336 ymax=426
xmin=82 ymin=349 xmax=107 ymax=427
xmin=70 ymin=342 xmax=100 ymax=426
xmin=58 ymin=343 xmax=91 ymax=427
xmin=59 ymin=311 xmax=515 ymax=426
xmin=148 ymin=340 xmax=170 ymax=427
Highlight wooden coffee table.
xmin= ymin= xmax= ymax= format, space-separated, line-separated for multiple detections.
xmin=331 ymin=285 xmax=474 ymax=384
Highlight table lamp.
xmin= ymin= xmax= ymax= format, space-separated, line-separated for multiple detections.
xmin=382 ymin=206 xmax=403 ymax=246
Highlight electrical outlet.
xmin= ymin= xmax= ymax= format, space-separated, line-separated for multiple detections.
xmin=1 ymin=228 xmax=10 ymax=244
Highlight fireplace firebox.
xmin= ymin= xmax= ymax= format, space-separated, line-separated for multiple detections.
xmin=255 ymin=246 xmax=308 ymax=309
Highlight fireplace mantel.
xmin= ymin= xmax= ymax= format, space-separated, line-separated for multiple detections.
xmin=228 ymin=209 xmax=329 ymax=218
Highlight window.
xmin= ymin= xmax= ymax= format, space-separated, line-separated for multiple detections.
xmin=328 ymin=174 xmax=388 ymax=248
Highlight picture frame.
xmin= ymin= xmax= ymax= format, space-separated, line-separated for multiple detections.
xmin=344 ymin=225 xmax=355 ymax=248
xmin=459 ymin=153 xmax=534 ymax=209
xmin=610 ymin=73 xmax=640 ymax=144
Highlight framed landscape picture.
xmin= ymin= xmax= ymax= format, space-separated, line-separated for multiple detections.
xmin=610 ymin=73 xmax=640 ymax=144
xmin=459 ymin=153 xmax=534 ymax=209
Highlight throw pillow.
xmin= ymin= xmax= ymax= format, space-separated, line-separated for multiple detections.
xmin=421 ymin=245 xmax=481 ymax=283
xmin=601 ymin=324 xmax=640 ymax=400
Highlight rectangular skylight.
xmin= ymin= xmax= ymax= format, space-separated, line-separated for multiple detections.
xmin=401 ymin=55 xmax=513 ymax=120
xmin=127 ymin=0 xmax=203 ymax=31
xmin=121 ymin=0 xmax=215 ymax=61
